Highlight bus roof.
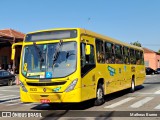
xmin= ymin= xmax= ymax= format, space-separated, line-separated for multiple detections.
xmin=78 ymin=28 xmax=143 ymax=51
xmin=27 ymin=28 xmax=143 ymax=51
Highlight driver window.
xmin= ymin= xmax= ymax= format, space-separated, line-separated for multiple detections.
xmin=80 ymin=43 xmax=95 ymax=67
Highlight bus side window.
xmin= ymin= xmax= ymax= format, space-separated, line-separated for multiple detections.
xmin=123 ymin=47 xmax=130 ymax=64
xmin=86 ymin=45 xmax=95 ymax=64
xmin=105 ymin=42 xmax=115 ymax=64
xmin=140 ymin=51 xmax=144 ymax=65
xmin=96 ymin=39 xmax=105 ymax=63
xmin=136 ymin=50 xmax=141 ymax=65
xmin=130 ymin=49 xmax=136 ymax=64
xmin=115 ymin=44 xmax=123 ymax=64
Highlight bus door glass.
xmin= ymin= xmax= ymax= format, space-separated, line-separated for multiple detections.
xmin=80 ymin=36 xmax=96 ymax=100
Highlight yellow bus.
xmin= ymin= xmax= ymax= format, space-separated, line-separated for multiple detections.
xmin=11 ymin=28 xmax=145 ymax=106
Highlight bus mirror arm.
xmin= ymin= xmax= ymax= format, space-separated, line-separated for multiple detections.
xmin=11 ymin=48 xmax=16 ymax=60
xmin=11 ymin=42 xmax=23 ymax=60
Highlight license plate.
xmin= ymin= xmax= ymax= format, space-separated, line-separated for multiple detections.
xmin=40 ymin=99 xmax=50 ymax=103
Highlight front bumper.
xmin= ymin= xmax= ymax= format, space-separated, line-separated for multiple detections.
xmin=20 ymin=87 xmax=81 ymax=103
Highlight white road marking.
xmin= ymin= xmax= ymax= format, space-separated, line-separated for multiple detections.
xmin=0 ymin=95 xmax=16 ymax=99
xmin=0 ymin=97 xmax=20 ymax=101
xmin=6 ymin=102 xmax=21 ymax=106
xmin=0 ymin=90 xmax=19 ymax=92
xmin=130 ymin=97 xmax=154 ymax=108
xmin=104 ymin=97 xmax=135 ymax=108
xmin=0 ymin=99 xmax=20 ymax=104
xmin=21 ymin=102 xmax=36 ymax=106
xmin=136 ymin=89 xmax=160 ymax=95
xmin=0 ymin=86 xmax=18 ymax=89
xmin=154 ymin=104 xmax=160 ymax=109
xmin=154 ymin=90 xmax=160 ymax=94
xmin=136 ymin=93 xmax=154 ymax=95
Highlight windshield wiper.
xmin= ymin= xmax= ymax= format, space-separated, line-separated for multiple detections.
xmin=33 ymin=42 xmax=44 ymax=64
xmin=53 ymin=39 xmax=63 ymax=65
xmin=65 ymin=51 xmax=75 ymax=62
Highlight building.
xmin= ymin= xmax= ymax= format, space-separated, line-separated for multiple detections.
xmin=0 ymin=29 xmax=25 ymax=73
xmin=144 ymin=47 xmax=160 ymax=70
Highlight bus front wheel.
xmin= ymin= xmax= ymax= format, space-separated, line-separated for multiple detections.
xmin=94 ymin=84 xmax=105 ymax=106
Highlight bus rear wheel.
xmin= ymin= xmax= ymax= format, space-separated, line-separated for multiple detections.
xmin=94 ymin=84 xmax=105 ymax=106
xmin=130 ymin=79 xmax=135 ymax=93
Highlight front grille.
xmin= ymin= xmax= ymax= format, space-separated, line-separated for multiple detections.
xmin=27 ymin=81 xmax=66 ymax=86
xmin=40 ymin=95 xmax=49 ymax=97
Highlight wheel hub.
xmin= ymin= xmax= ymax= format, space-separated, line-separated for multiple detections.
xmin=97 ymin=89 xmax=103 ymax=99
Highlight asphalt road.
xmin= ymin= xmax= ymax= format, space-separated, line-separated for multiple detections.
xmin=0 ymin=74 xmax=160 ymax=120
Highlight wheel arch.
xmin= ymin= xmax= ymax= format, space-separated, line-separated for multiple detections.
xmin=96 ymin=78 xmax=105 ymax=95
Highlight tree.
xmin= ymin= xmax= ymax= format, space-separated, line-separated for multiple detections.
xmin=130 ymin=41 xmax=142 ymax=47
xmin=158 ymin=49 xmax=160 ymax=53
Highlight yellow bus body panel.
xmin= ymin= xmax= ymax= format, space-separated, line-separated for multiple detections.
xmin=16 ymin=28 xmax=145 ymax=103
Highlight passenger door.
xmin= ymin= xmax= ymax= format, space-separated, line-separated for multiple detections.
xmin=81 ymin=36 xmax=97 ymax=101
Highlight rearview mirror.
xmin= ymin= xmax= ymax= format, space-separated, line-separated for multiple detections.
xmin=85 ymin=45 xmax=91 ymax=55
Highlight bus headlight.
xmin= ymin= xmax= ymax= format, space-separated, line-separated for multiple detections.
xmin=20 ymin=81 xmax=28 ymax=92
xmin=65 ymin=79 xmax=78 ymax=92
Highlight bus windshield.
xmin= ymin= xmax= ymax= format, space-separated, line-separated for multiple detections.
xmin=22 ymin=41 xmax=77 ymax=79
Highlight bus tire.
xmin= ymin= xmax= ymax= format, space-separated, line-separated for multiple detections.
xmin=130 ymin=79 xmax=135 ymax=93
xmin=94 ymin=83 xmax=105 ymax=106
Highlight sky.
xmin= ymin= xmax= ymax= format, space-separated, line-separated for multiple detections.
xmin=1 ymin=0 xmax=160 ymax=51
